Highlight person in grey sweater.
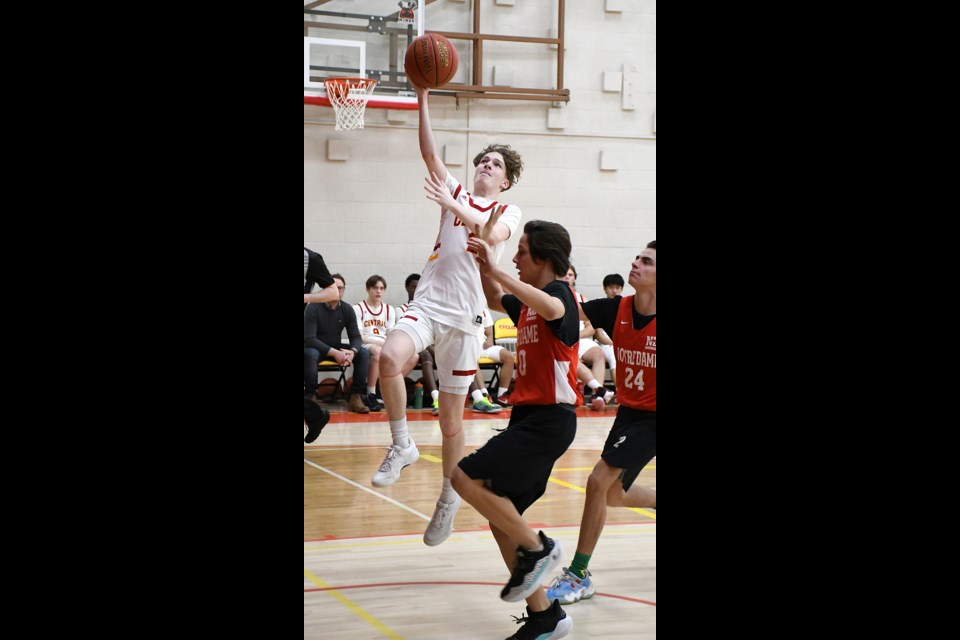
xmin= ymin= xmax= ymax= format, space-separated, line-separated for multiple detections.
xmin=304 ymin=273 xmax=377 ymax=413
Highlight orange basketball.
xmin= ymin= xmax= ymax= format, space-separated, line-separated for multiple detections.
xmin=404 ymin=34 xmax=458 ymax=89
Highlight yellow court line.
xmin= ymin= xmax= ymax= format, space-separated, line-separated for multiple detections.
xmin=304 ymin=568 xmax=403 ymax=639
xmin=421 ymin=455 xmax=655 ymax=519
xmin=548 ymin=477 xmax=656 ymax=519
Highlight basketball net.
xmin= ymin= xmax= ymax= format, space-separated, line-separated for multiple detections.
xmin=324 ymin=78 xmax=377 ymax=131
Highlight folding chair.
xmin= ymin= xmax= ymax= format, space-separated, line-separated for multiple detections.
xmin=316 ymin=361 xmax=348 ymax=402
xmin=482 ymin=316 xmax=519 ymax=394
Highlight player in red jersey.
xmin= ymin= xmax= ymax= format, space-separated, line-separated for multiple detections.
xmin=453 ymin=218 xmax=581 ymax=640
xmin=546 ymin=241 xmax=657 ymax=605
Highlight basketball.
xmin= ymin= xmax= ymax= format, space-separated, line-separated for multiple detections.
xmin=404 ymin=34 xmax=458 ymax=89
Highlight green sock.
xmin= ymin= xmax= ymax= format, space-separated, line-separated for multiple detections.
xmin=570 ymin=552 xmax=591 ymax=579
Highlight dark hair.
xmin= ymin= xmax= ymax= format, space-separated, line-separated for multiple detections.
xmin=365 ymin=275 xmax=386 ymax=290
xmin=405 ymin=273 xmax=421 ymax=288
xmin=524 ymin=220 xmax=571 ymax=277
xmin=603 ymin=273 xmax=625 ymax=288
xmin=567 ymin=264 xmax=578 ymax=279
xmin=473 ymin=144 xmax=524 ymax=191
xmin=332 ymin=273 xmax=345 ymax=284
xmin=647 ymin=240 xmax=657 ymax=250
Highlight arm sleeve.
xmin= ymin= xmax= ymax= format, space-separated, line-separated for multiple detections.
xmin=305 ymin=248 xmax=335 ymax=289
xmin=581 ymin=297 xmax=622 ymax=337
xmin=542 ymin=281 xmax=580 ymax=347
xmin=502 ymin=295 xmax=522 ymax=325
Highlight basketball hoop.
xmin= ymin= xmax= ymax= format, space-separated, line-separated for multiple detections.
xmin=324 ymin=77 xmax=377 ymax=131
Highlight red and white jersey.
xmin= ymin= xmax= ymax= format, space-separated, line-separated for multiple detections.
xmin=612 ymin=296 xmax=656 ymax=411
xmin=412 ymin=173 xmax=522 ymax=336
xmin=354 ymin=301 xmax=396 ymax=344
xmin=509 ymin=296 xmax=581 ymax=407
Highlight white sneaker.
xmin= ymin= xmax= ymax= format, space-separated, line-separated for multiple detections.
xmin=371 ymin=441 xmax=420 ymax=487
xmin=423 ymin=495 xmax=461 ymax=546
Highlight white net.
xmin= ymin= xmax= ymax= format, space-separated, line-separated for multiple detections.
xmin=324 ymin=78 xmax=377 ymax=131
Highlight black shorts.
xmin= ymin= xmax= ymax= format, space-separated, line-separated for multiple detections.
xmin=601 ymin=406 xmax=656 ymax=492
xmin=458 ymin=404 xmax=576 ymax=515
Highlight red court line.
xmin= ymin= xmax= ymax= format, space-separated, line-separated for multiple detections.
xmin=303 ymin=581 xmax=656 ymax=606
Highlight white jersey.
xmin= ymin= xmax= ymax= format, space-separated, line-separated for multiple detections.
xmin=354 ymin=301 xmax=396 ymax=344
xmin=411 ymin=174 xmax=522 ymax=335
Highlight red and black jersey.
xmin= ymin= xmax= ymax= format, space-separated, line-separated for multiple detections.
xmin=611 ymin=296 xmax=656 ymax=411
xmin=502 ymin=281 xmax=582 ymax=407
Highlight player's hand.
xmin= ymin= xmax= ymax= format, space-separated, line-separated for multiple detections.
xmin=424 ymin=172 xmax=456 ymax=209
xmin=476 ymin=205 xmax=505 ymax=243
xmin=466 ymin=235 xmax=494 ymax=267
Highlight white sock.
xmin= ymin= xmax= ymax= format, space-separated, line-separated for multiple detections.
xmin=440 ymin=476 xmax=458 ymax=503
xmin=367 ymin=387 xmax=377 ymax=396
xmin=431 ymin=390 xmax=439 ymax=401
xmin=498 ymin=387 xmax=509 ymax=398
xmin=389 ymin=419 xmax=410 ymax=448
xmin=471 ymin=389 xmax=484 ymax=402
xmin=587 ymin=380 xmax=601 ymax=391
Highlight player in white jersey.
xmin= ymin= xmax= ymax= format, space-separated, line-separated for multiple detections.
xmin=373 ymin=82 xmax=524 ymax=548
xmin=354 ymin=275 xmax=396 ymax=407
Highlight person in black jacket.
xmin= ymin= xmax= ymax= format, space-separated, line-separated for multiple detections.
xmin=303 ymin=248 xmax=337 ymax=442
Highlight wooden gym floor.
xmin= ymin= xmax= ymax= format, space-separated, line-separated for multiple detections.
xmin=304 ymin=404 xmax=656 ymax=639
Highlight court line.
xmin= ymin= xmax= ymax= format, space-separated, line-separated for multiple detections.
xmin=304 ymin=569 xmax=404 ymax=638
xmin=303 ymin=458 xmax=431 ymax=521
xmin=410 ymin=454 xmax=656 ymax=519
xmin=548 ymin=476 xmax=656 ymax=519
xmin=304 ymin=580 xmax=656 ymax=607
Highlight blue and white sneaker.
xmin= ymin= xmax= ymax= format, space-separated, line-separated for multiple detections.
xmin=546 ymin=568 xmax=596 ymax=604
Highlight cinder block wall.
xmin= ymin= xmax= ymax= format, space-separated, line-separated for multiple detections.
xmin=304 ymin=0 xmax=655 ymax=306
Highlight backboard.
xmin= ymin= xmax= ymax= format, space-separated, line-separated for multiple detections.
xmin=304 ymin=0 xmax=570 ymax=109
xmin=304 ymin=0 xmax=426 ymax=110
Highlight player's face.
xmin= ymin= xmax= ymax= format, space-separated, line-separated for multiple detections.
xmin=406 ymin=278 xmax=419 ymax=301
xmin=473 ymin=152 xmax=509 ymax=193
xmin=628 ymin=249 xmax=656 ymax=291
xmin=562 ymin=268 xmax=576 ymax=288
xmin=604 ymin=284 xmax=623 ymax=298
xmin=512 ymin=234 xmax=536 ymax=285
xmin=367 ymin=281 xmax=386 ymax=303
xmin=334 ymin=278 xmax=346 ymax=303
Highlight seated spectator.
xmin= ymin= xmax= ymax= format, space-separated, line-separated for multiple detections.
xmin=355 ymin=275 xmax=397 ymax=408
xmin=398 ymin=273 xmax=439 ymax=409
xmin=563 ymin=265 xmax=614 ymax=404
xmin=304 ymin=274 xmax=377 ymax=413
xmin=593 ymin=273 xmax=626 ymax=377
xmin=479 ymin=310 xmax=515 ymax=406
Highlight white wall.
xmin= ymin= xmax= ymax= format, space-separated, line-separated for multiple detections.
xmin=304 ymin=0 xmax=656 ymax=306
